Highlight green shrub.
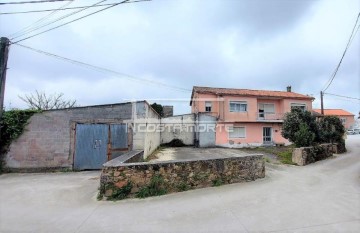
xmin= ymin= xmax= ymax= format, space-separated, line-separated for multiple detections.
xmin=212 ymin=178 xmax=224 ymax=187
xmin=136 ymin=174 xmax=167 ymax=198
xmin=177 ymin=182 xmax=190 ymax=192
xmin=106 ymin=182 xmax=133 ymax=201
xmin=318 ymin=116 xmax=345 ymax=144
xmin=0 ymin=109 xmax=40 ymax=173
xmin=282 ymin=108 xmax=319 ymax=146
xmin=294 ymin=123 xmax=315 ymax=147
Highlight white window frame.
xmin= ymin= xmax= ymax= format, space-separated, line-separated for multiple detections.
xmin=290 ymin=103 xmax=307 ymax=111
xmin=228 ymin=126 xmax=246 ymax=138
xmin=205 ymin=101 xmax=212 ymax=112
xmin=229 ymin=101 xmax=248 ymax=112
xmin=258 ymin=103 xmax=275 ymax=114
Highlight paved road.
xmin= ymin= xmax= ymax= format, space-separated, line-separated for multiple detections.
xmin=0 ymin=136 xmax=359 ymax=232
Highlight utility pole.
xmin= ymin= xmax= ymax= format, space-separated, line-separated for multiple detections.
xmin=0 ymin=37 xmax=10 ymax=136
xmin=320 ymin=91 xmax=324 ymax=115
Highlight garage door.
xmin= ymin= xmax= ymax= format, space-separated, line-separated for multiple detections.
xmin=74 ymin=123 xmax=128 ymax=170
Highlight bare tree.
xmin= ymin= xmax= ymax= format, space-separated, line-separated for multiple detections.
xmin=19 ymin=91 xmax=78 ymax=110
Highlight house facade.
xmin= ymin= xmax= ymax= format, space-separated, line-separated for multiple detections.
xmin=190 ymin=86 xmax=314 ymax=147
xmin=313 ymin=109 xmax=355 ymax=129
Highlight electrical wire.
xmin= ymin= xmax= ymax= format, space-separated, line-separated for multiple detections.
xmin=0 ymin=0 xmax=72 ymax=5
xmin=322 ymin=12 xmax=360 ymax=92
xmin=7 ymin=0 xmax=74 ymax=38
xmin=0 ymin=1 xmax=149 ymax=15
xmin=14 ymin=43 xmax=192 ymax=93
xmin=11 ymin=0 xmax=150 ymax=43
xmin=10 ymin=0 xmax=107 ymax=40
xmin=324 ymin=96 xmax=360 ymax=105
xmin=324 ymin=92 xmax=360 ymax=101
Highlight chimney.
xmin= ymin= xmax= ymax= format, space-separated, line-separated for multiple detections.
xmin=286 ymin=86 xmax=292 ymax=92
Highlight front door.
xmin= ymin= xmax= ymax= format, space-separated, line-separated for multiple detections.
xmin=263 ymin=127 xmax=272 ymax=144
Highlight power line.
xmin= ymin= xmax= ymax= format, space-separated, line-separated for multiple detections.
xmin=7 ymin=0 xmax=74 ymax=38
xmin=0 ymin=0 xmax=72 ymax=5
xmin=11 ymin=0 xmax=150 ymax=43
xmin=10 ymin=0 xmax=107 ymax=40
xmin=14 ymin=43 xmax=191 ymax=93
xmin=1 ymin=3 xmax=107 ymax=15
xmin=324 ymin=92 xmax=360 ymax=101
xmin=324 ymin=96 xmax=360 ymax=105
xmin=322 ymin=12 xmax=360 ymax=92
xmin=0 ymin=1 xmax=149 ymax=15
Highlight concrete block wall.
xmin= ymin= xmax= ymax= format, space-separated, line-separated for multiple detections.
xmin=143 ymin=103 xmax=161 ymax=158
xmin=160 ymin=114 xmax=195 ymax=145
xmin=5 ymin=102 xmax=153 ymax=170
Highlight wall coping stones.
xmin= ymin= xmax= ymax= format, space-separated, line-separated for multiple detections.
xmin=103 ymin=150 xmax=144 ymax=167
xmin=103 ymin=150 xmax=263 ymax=168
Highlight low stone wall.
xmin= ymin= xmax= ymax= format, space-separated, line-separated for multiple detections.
xmin=99 ymin=151 xmax=265 ymax=200
xmin=292 ymin=143 xmax=344 ymax=166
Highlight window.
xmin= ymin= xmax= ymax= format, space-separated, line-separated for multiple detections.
xmin=205 ymin=101 xmax=212 ymax=112
xmin=341 ymin=118 xmax=346 ymax=124
xmin=229 ymin=126 xmax=246 ymax=138
xmin=230 ymin=101 xmax=247 ymax=112
xmin=291 ymin=103 xmax=306 ymax=111
xmin=259 ymin=103 xmax=275 ymax=113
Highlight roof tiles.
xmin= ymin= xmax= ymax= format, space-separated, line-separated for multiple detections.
xmin=313 ymin=109 xmax=354 ymax=116
xmin=192 ymin=86 xmax=314 ymax=100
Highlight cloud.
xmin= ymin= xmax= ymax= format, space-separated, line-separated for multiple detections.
xmin=1 ymin=0 xmax=359 ymax=116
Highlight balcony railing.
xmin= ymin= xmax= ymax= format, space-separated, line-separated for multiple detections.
xmin=257 ymin=113 xmax=284 ymax=121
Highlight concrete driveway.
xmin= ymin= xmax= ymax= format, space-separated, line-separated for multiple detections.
xmin=151 ymin=147 xmax=253 ymax=161
xmin=0 ymin=136 xmax=359 ymax=233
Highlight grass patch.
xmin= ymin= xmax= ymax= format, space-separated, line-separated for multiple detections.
xmin=263 ymin=157 xmax=271 ymax=163
xmin=212 ymin=178 xmax=224 ymax=187
xmin=136 ymin=174 xmax=167 ymax=198
xmin=238 ymin=145 xmax=296 ymax=165
xmin=277 ymin=150 xmax=296 ymax=165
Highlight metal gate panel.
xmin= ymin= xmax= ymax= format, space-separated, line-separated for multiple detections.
xmin=110 ymin=124 xmax=128 ymax=160
xmin=111 ymin=124 xmax=128 ymax=149
xmin=74 ymin=124 xmax=108 ymax=170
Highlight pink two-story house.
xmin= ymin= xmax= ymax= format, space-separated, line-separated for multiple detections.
xmin=190 ymin=86 xmax=314 ymax=147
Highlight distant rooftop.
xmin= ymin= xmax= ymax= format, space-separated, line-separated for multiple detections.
xmin=313 ymin=109 xmax=355 ymax=116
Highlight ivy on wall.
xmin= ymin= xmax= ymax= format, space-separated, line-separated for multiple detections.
xmin=0 ymin=109 xmax=40 ymax=172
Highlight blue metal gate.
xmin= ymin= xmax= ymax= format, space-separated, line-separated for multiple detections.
xmin=110 ymin=124 xmax=128 ymax=160
xmin=74 ymin=123 xmax=128 ymax=170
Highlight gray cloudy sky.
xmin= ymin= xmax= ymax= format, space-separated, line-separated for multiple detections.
xmin=1 ymin=0 xmax=359 ymax=115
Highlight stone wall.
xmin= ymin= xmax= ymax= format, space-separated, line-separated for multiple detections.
xmin=292 ymin=143 xmax=344 ymax=166
xmin=99 ymin=151 xmax=265 ymax=200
